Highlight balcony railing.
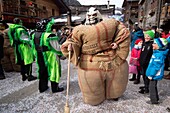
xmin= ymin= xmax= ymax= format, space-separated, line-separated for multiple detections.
xmin=2 ymin=2 xmax=47 ymax=18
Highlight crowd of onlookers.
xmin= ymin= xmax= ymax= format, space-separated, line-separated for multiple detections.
xmin=129 ymin=23 xmax=170 ymax=104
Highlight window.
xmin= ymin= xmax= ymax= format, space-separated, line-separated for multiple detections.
xmin=43 ymin=6 xmax=46 ymax=10
xmin=52 ymin=9 xmax=55 ymax=16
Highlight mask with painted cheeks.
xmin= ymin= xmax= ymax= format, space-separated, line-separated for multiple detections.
xmin=85 ymin=7 xmax=103 ymax=25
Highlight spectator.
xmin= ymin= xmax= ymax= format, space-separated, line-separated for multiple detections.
xmin=151 ymin=26 xmax=160 ymax=38
xmin=139 ymin=30 xmax=154 ymax=94
xmin=164 ymin=36 xmax=170 ymax=79
xmin=161 ymin=30 xmax=170 ymax=71
xmin=146 ymin=38 xmax=169 ymax=104
xmin=129 ymin=39 xmax=143 ymax=84
xmin=130 ymin=25 xmax=144 ymax=50
xmin=0 ymin=20 xmax=6 ymax=80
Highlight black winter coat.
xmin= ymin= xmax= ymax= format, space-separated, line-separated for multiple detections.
xmin=139 ymin=40 xmax=153 ymax=67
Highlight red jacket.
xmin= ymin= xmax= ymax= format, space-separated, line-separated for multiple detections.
xmin=130 ymin=47 xmax=141 ymax=66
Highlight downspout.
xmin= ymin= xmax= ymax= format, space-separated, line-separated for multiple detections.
xmin=0 ymin=0 xmax=3 ymax=19
xmin=67 ymin=11 xmax=71 ymax=26
xmin=157 ymin=0 xmax=162 ymax=28
xmin=143 ymin=0 xmax=148 ymax=28
xmin=18 ymin=0 xmax=20 ymax=14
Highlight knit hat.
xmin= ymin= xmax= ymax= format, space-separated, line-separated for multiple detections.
xmin=135 ymin=39 xmax=143 ymax=44
xmin=144 ymin=30 xmax=155 ymax=39
xmin=154 ymin=38 xmax=168 ymax=49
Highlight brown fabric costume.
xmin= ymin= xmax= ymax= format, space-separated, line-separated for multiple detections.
xmin=61 ymin=19 xmax=130 ymax=105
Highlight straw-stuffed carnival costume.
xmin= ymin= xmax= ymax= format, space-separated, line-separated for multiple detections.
xmin=61 ymin=17 xmax=130 ymax=105
xmin=31 ymin=18 xmax=64 ymax=93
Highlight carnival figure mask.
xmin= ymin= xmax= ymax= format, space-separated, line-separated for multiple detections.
xmin=85 ymin=7 xmax=102 ymax=25
xmin=36 ymin=19 xmax=50 ymax=31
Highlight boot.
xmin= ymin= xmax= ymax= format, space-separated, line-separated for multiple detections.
xmin=51 ymin=82 xmax=64 ymax=93
xmin=139 ymin=86 xmax=145 ymax=89
xmin=39 ymin=86 xmax=49 ymax=93
xmin=0 ymin=65 xmax=5 ymax=80
xmin=138 ymin=88 xmax=145 ymax=94
xmin=22 ymin=74 xmax=27 ymax=81
xmin=139 ymin=88 xmax=149 ymax=94
xmin=134 ymin=75 xmax=140 ymax=84
xmin=113 ymin=98 xmax=119 ymax=101
xmin=129 ymin=74 xmax=136 ymax=81
xmin=0 ymin=74 xmax=5 ymax=80
xmin=27 ymin=75 xmax=37 ymax=81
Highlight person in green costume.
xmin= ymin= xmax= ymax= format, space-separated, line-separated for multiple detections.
xmin=31 ymin=18 xmax=64 ymax=93
xmin=8 ymin=18 xmax=37 ymax=81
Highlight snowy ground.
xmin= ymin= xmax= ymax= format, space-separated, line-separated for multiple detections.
xmin=0 ymin=60 xmax=170 ymax=113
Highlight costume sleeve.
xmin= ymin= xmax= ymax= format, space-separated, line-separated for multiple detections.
xmin=61 ymin=26 xmax=83 ymax=66
xmin=113 ymin=22 xmax=130 ymax=65
xmin=46 ymin=18 xmax=55 ymax=32
xmin=19 ymin=30 xmax=31 ymax=43
xmin=46 ymin=34 xmax=63 ymax=56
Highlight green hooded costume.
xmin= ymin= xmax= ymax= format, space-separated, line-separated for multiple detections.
xmin=32 ymin=19 xmax=63 ymax=83
xmin=8 ymin=24 xmax=34 ymax=65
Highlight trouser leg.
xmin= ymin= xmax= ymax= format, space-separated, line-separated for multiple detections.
xmin=39 ymin=66 xmax=49 ymax=92
xmin=164 ymin=56 xmax=169 ymax=70
xmin=25 ymin=64 xmax=32 ymax=76
xmin=134 ymin=67 xmax=141 ymax=84
xmin=0 ymin=62 xmax=5 ymax=80
xmin=149 ymin=80 xmax=159 ymax=103
xmin=26 ymin=63 xmax=37 ymax=81
xmin=144 ymin=76 xmax=150 ymax=92
xmin=20 ymin=63 xmax=27 ymax=81
xmin=37 ymin=53 xmax=49 ymax=92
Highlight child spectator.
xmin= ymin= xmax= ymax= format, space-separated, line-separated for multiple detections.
xmin=164 ymin=36 xmax=170 ymax=79
xmin=129 ymin=39 xmax=143 ymax=84
xmin=146 ymin=38 xmax=169 ymax=104
xmin=139 ymin=30 xmax=154 ymax=94
xmin=161 ymin=30 xmax=170 ymax=71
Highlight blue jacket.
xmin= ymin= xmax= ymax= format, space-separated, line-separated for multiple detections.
xmin=146 ymin=49 xmax=169 ymax=80
xmin=130 ymin=29 xmax=144 ymax=50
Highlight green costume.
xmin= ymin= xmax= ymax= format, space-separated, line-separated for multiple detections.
xmin=8 ymin=24 xmax=34 ymax=65
xmin=32 ymin=32 xmax=63 ymax=83
xmin=8 ymin=18 xmax=37 ymax=81
xmin=32 ymin=18 xmax=64 ymax=93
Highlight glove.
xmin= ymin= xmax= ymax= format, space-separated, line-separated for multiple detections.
xmin=148 ymin=76 xmax=152 ymax=80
